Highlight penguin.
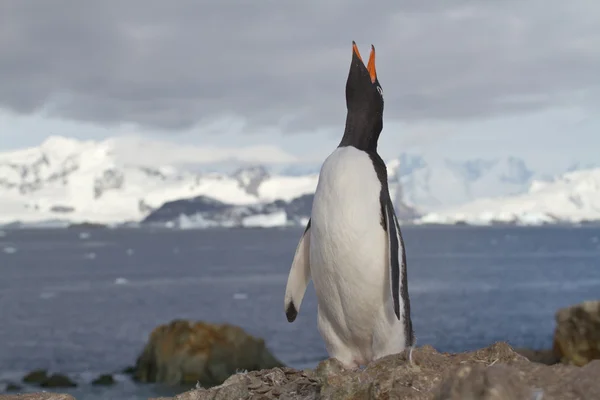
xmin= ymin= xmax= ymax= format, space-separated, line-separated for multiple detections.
xmin=283 ymin=41 xmax=414 ymax=369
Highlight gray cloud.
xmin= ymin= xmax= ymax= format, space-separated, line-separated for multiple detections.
xmin=1 ymin=0 xmax=599 ymax=132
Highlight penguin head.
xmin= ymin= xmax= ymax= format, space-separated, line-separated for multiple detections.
xmin=345 ymin=42 xmax=384 ymax=118
xmin=342 ymin=42 xmax=384 ymax=146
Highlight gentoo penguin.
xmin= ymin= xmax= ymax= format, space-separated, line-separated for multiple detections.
xmin=283 ymin=41 xmax=414 ymax=369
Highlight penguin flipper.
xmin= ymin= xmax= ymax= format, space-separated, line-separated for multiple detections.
xmin=385 ymin=201 xmax=403 ymax=320
xmin=283 ymin=219 xmax=312 ymax=322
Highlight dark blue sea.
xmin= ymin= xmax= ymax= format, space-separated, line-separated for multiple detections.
xmin=1 ymin=225 xmax=600 ymax=399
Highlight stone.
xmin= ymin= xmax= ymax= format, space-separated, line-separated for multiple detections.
xmin=133 ymin=319 xmax=284 ymax=386
xmin=121 ymin=365 xmax=136 ymax=375
xmin=432 ymin=364 xmax=533 ymax=399
xmin=21 ymin=370 xmax=48 ymax=384
xmin=149 ymin=342 xmax=600 ymax=400
xmin=0 ymin=394 xmax=76 ymax=400
xmin=553 ymin=299 xmax=600 ymax=366
xmin=39 ymin=374 xmax=77 ymax=388
xmin=91 ymin=374 xmax=116 ymax=385
xmin=3 ymin=382 xmax=22 ymax=392
xmin=513 ymin=347 xmax=560 ymax=365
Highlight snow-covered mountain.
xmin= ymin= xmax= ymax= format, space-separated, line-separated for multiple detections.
xmin=392 ymin=153 xmax=538 ymax=212
xmin=142 ymin=162 xmax=420 ymax=229
xmin=0 ymin=136 xmax=318 ymax=225
xmin=0 ymin=135 xmax=595 ymax=227
xmin=418 ymin=168 xmax=600 ymax=225
xmin=0 ymin=135 xmax=416 ymax=226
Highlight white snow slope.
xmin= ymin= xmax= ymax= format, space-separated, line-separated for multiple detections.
xmin=0 ymin=136 xmax=424 ymax=226
xmin=1 ymin=136 xmax=596 ymax=226
xmin=392 ymin=153 xmax=538 ymax=212
xmin=418 ymin=168 xmax=600 ymax=225
xmin=0 ymin=136 xmax=317 ymax=225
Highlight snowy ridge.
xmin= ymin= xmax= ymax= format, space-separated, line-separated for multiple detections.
xmin=0 ymin=136 xmax=417 ymax=227
xmin=1 ymin=136 xmax=596 ymax=228
xmin=0 ymin=136 xmax=316 ymax=225
xmin=418 ymin=168 xmax=600 ymax=226
xmin=394 ymin=153 xmax=536 ymax=211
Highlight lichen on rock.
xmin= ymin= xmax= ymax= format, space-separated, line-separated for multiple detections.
xmin=133 ymin=319 xmax=284 ymax=387
xmin=553 ymin=299 xmax=600 ymax=366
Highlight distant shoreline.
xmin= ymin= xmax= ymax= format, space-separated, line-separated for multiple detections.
xmin=2 ymin=221 xmax=600 ymax=231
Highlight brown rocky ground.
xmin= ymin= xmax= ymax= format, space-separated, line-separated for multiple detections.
xmin=0 ymin=394 xmax=75 ymax=400
xmin=146 ymin=342 xmax=599 ymax=400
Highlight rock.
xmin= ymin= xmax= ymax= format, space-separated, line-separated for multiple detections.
xmin=513 ymin=347 xmax=560 ymax=365
xmin=553 ymin=299 xmax=600 ymax=366
xmin=0 ymin=395 xmax=75 ymax=400
xmin=22 ymin=370 xmax=48 ymax=384
xmin=3 ymin=382 xmax=22 ymax=392
xmin=433 ymin=364 xmax=533 ymax=400
xmin=92 ymin=374 xmax=116 ymax=386
xmin=133 ymin=319 xmax=284 ymax=386
xmin=39 ymin=374 xmax=77 ymax=388
xmin=149 ymin=342 xmax=600 ymax=400
xmin=121 ymin=365 xmax=136 ymax=375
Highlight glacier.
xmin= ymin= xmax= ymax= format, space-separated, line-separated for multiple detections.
xmin=0 ymin=135 xmax=597 ymax=228
xmin=0 ymin=136 xmax=420 ymax=227
xmin=418 ymin=168 xmax=600 ymax=226
xmin=0 ymin=136 xmax=316 ymax=226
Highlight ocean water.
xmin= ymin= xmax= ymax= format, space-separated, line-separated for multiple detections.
xmin=1 ymin=225 xmax=600 ymax=399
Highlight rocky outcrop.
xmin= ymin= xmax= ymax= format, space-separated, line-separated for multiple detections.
xmin=39 ymin=374 xmax=77 ymax=388
xmin=91 ymin=374 xmax=115 ymax=386
xmin=512 ymin=347 xmax=560 ymax=365
xmin=21 ymin=370 xmax=48 ymax=385
xmin=0 ymin=394 xmax=75 ymax=400
xmin=133 ymin=319 xmax=284 ymax=387
xmin=553 ymin=299 xmax=600 ymax=366
xmin=20 ymin=370 xmax=76 ymax=388
xmin=149 ymin=342 xmax=600 ymax=400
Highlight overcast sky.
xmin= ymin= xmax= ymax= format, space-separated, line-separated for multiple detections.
xmin=1 ymin=1 xmax=599 ymax=173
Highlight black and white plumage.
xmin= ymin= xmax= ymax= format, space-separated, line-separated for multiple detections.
xmin=284 ymin=42 xmax=414 ymax=368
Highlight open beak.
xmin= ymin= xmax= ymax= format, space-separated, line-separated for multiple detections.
xmin=352 ymin=41 xmax=377 ymax=84
xmin=352 ymin=41 xmax=363 ymax=62
xmin=367 ymin=45 xmax=377 ymax=83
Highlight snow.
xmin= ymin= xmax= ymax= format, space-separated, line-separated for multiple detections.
xmin=177 ymin=214 xmax=220 ymax=230
xmin=390 ymin=153 xmax=538 ymax=212
xmin=0 ymin=136 xmax=314 ymax=225
xmin=257 ymin=175 xmax=318 ymax=202
xmin=298 ymin=217 xmax=310 ymax=227
xmin=417 ymin=168 xmax=600 ymax=225
xmin=1 ymin=135 xmax=597 ymax=227
xmin=242 ymin=211 xmax=288 ymax=228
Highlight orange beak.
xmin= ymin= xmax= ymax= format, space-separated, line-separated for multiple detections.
xmin=352 ymin=41 xmax=377 ymax=84
xmin=352 ymin=41 xmax=363 ymax=62
xmin=367 ymin=45 xmax=377 ymax=84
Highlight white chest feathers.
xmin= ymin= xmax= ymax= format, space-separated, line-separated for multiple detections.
xmin=313 ymin=146 xmax=383 ymax=222
xmin=311 ymin=146 xmax=385 ymax=252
